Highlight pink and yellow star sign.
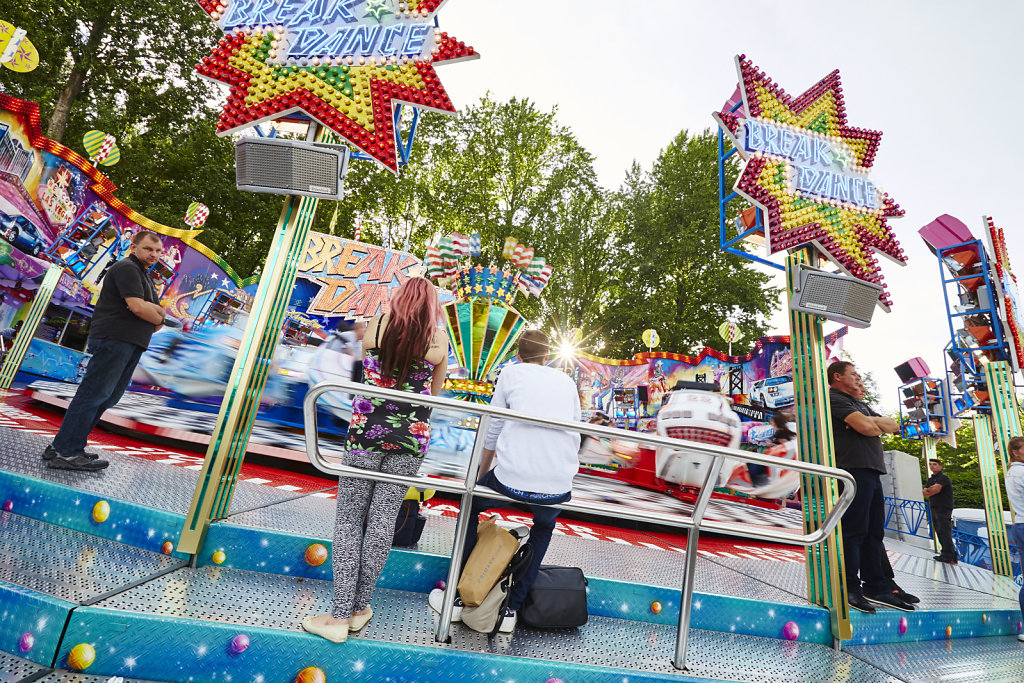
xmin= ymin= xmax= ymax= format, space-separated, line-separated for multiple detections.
xmin=195 ymin=0 xmax=477 ymax=171
xmin=715 ymin=55 xmax=905 ymax=308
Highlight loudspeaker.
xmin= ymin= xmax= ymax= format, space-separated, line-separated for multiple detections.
xmin=637 ymin=385 xmax=649 ymax=403
xmin=235 ymin=137 xmax=350 ymax=200
xmin=895 ymin=357 xmax=930 ymax=383
xmin=789 ymin=266 xmax=883 ymax=329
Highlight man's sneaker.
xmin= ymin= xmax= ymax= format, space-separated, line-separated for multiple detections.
xmin=427 ymin=588 xmax=463 ymax=622
xmin=848 ymin=594 xmax=876 ymax=614
xmin=42 ymin=445 xmax=100 ymax=461
xmin=865 ymin=592 xmax=915 ymax=611
xmin=47 ymin=454 xmax=109 ymax=472
xmin=497 ymin=607 xmax=517 ymax=633
xmin=933 ymin=555 xmax=959 ymax=565
xmin=894 ymin=588 xmax=920 ymax=604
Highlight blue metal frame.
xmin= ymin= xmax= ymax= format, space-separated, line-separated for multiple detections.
xmin=936 ymin=239 xmax=1010 ymax=415
xmin=896 ymin=377 xmax=950 ymax=438
xmin=951 ymin=528 xmax=1021 ymax=576
xmin=44 ymin=202 xmax=120 ymax=277
xmin=716 ymin=117 xmax=784 ymax=272
xmin=350 ymin=104 xmax=421 ymax=167
xmin=883 ymin=496 xmax=933 ymax=539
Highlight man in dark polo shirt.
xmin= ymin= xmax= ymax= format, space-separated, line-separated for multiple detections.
xmin=828 ymin=360 xmax=910 ymax=613
xmin=43 ymin=231 xmax=166 ymax=471
xmin=923 ymin=458 xmax=958 ymax=564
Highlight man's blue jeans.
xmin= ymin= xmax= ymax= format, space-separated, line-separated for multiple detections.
xmin=52 ymin=338 xmax=144 ymax=456
xmin=459 ymin=470 xmax=570 ymax=611
xmin=1014 ymin=523 xmax=1024 ymax=621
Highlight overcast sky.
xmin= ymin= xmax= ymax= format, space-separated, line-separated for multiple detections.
xmin=433 ymin=0 xmax=1024 ymax=412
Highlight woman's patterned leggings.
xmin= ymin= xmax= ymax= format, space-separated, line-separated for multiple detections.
xmin=331 ymin=450 xmax=422 ymax=619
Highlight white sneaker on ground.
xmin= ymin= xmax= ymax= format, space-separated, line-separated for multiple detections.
xmin=428 ymin=588 xmax=463 ymax=622
xmin=497 ymin=607 xmax=517 ymax=633
xmin=1018 ymin=633 xmax=1024 ymax=642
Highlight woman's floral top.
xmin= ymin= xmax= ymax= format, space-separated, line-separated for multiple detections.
xmin=347 ymin=349 xmax=434 ymax=458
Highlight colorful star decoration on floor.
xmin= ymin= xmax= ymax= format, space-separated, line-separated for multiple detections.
xmin=715 ymin=55 xmax=906 ymax=308
xmin=194 ymin=0 xmax=477 ymax=172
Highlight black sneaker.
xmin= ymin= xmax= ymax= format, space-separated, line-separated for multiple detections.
xmin=894 ymin=588 xmax=920 ymax=604
xmin=865 ymin=592 xmax=915 ymax=611
xmin=933 ymin=555 xmax=959 ymax=565
xmin=47 ymin=454 xmax=109 ymax=471
xmin=42 ymin=445 xmax=100 ymax=461
xmin=848 ymin=594 xmax=876 ymax=614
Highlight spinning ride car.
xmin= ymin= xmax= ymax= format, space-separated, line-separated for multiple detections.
xmin=655 ymin=381 xmax=742 ymax=488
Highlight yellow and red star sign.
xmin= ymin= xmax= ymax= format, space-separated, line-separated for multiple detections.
xmin=195 ymin=0 xmax=477 ymax=171
xmin=716 ymin=55 xmax=905 ymax=308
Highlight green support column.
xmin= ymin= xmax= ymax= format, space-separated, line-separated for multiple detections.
xmin=178 ymin=123 xmax=332 ymax=554
xmin=0 ymin=266 xmax=63 ymax=389
xmin=786 ymin=249 xmax=851 ymax=641
xmin=984 ymin=361 xmax=1021 ymax=476
xmin=972 ymin=414 xmax=1013 ymax=576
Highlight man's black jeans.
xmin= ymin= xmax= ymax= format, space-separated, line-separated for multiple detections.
xmin=840 ymin=468 xmax=889 ymax=597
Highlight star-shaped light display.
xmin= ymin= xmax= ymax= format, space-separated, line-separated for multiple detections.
xmin=195 ymin=0 xmax=477 ymax=171
xmin=364 ymin=0 xmax=392 ymax=22
xmin=715 ymin=55 xmax=906 ymax=308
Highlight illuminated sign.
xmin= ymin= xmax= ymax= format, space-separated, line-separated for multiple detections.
xmin=714 ymin=55 xmax=905 ymax=308
xmin=985 ymin=217 xmax=1024 ymax=375
xmin=296 ymin=232 xmax=421 ymax=320
xmin=217 ymin=0 xmax=435 ymax=62
xmin=740 ymin=119 xmax=878 ymax=209
xmin=196 ymin=0 xmax=478 ymax=171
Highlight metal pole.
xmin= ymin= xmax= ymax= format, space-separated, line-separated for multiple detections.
xmin=434 ymin=414 xmax=490 ymax=643
xmin=178 ymin=121 xmax=332 ymax=553
xmin=786 ymin=249 xmax=851 ymax=642
xmin=673 ymin=452 xmax=725 ymax=670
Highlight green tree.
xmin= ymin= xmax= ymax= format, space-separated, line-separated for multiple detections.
xmin=601 ymin=129 xmax=780 ymax=357
xmin=1 ymin=1 xmax=219 ymax=142
xmin=330 ymin=96 xmax=616 ymax=337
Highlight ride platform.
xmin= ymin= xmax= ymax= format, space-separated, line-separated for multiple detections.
xmin=0 ymin=421 xmax=1022 ymax=682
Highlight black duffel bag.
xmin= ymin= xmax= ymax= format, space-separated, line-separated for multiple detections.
xmin=392 ymin=498 xmax=426 ymax=547
xmin=519 ymin=565 xmax=588 ymax=628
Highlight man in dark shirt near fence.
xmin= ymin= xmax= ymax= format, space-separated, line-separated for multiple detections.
xmin=43 ymin=231 xmax=166 ymax=471
xmin=923 ymin=458 xmax=958 ymax=564
xmin=828 ymin=360 xmax=911 ymax=613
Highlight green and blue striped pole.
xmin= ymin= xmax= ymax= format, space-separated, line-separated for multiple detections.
xmin=786 ymin=249 xmax=851 ymax=642
xmin=178 ymin=123 xmax=333 ymax=554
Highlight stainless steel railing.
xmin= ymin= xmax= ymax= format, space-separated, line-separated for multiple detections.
xmin=303 ymin=380 xmax=856 ymax=671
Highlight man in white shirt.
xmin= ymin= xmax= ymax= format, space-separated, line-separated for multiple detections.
xmin=432 ymin=330 xmax=581 ymax=632
xmin=1005 ymin=437 xmax=1024 ymax=642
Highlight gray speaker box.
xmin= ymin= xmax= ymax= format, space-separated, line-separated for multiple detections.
xmin=235 ymin=137 xmax=350 ymax=200
xmin=789 ymin=266 xmax=883 ymax=329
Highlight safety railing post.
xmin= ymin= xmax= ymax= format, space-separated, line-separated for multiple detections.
xmin=673 ymin=453 xmax=725 ymax=671
xmin=301 ymin=380 xmax=858 ymax=670
xmin=434 ymin=414 xmax=490 ymax=643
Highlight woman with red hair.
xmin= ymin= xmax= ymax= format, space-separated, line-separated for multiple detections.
xmin=303 ymin=277 xmax=448 ymax=642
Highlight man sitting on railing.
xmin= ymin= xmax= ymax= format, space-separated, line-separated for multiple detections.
xmin=429 ymin=330 xmax=582 ymax=633
xmin=1006 ymin=436 xmax=1024 ymax=642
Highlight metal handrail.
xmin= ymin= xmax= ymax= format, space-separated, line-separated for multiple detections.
xmin=303 ymin=380 xmax=856 ymax=670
